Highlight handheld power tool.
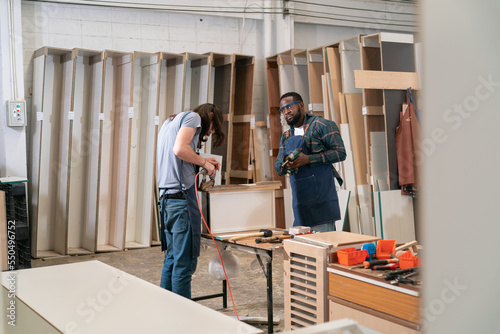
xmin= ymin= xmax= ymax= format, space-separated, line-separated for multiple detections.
xmin=281 ymin=148 xmax=302 ymax=174
xmin=199 ymin=168 xmax=215 ymax=191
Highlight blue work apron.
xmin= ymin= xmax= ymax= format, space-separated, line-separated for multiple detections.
xmin=285 ymin=134 xmax=340 ymax=227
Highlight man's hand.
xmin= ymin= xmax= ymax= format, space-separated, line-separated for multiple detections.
xmin=286 ymin=152 xmax=310 ymax=169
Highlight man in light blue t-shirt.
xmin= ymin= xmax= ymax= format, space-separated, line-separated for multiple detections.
xmin=157 ymin=103 xmax=225 ymax=299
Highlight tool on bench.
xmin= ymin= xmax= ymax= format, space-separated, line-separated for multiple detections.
xmin=390 ymin=271 xmax=419 ymax=285
xmin=365 ymin=258 xmax=399 ymax=269
xmin=255 ymin=235 xmax=291 ymax=244
xmin=372 ymin=262 xmax=399 ymax=271
xmin=383 ymin=267 xmax=419 ymax=281
xmin=229 ymin=229 xmax=274 ymax=242
xmin=281 ymin=148 xmax=302 ymax=174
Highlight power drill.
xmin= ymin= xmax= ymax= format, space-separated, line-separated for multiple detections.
xmin=281 ymin=148 xmax=301 ymax=174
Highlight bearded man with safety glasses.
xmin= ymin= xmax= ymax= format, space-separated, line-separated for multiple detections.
xmin=275 ymin=92 xmax=346 ymax=232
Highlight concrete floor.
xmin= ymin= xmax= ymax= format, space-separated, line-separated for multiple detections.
xmin=31 ymin=241 xmax=285 ymax=333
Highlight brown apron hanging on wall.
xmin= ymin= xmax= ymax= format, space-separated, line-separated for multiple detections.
xmin=395 ymin=88 xmax=420 ymax=196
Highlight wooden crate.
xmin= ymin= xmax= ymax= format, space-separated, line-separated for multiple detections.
xmin=283 ymin=232 xmax=381 ymax=331
xmin=201 ymin=182 xmax=280 ymax=234
xmin=283 ymin=239 xmax=329 ymax=330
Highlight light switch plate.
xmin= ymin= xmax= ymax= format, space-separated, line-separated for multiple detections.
xmin=7 ymin=100 xmax=27 ymax=127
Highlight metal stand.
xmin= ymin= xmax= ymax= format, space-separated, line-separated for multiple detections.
xmin=192 ymin=279 xmax=227 ymax=309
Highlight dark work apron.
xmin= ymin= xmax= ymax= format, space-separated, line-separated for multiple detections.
xmin=285 ymin=132 xmax=340 ymax=227
xmin=160 ymin=111 xmax=202 ymax=258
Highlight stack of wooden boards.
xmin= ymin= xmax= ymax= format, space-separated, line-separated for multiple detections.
xmin=28 ymin=47 xmax=255 ymax=258
xmin=266 ymin=32 xmax=419 ymax=242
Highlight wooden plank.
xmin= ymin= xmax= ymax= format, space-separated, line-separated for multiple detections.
xmin=30 ymin=49 xmax=72 ymax=257
xmin=355 ymin=70 xmax=419 ymax=90
xmin=363 ymin=106 xmax=384 ymax=115
xmin=340 ymin=36 xmax=362 ymax=94
xmin=66 ymin=49 xmax=102 ymax=254
xmin=325 ymin=46 xmax=342 ymax=123
xmin=307 ymin=48 xmax=325 ymax=118
xmin=97 ymin=51 xmax=132 ymax=252
xmin=339 ymin=124 xmax=360 ymax=234
xmin=125 ymin=52 xmax=159 ymax=249
xmin=373 ymin=190 xmax=415 ymax=243
xmin=344 ymin=93 xmax=368 ymax=186
xmin=208 ymin=53 xmax=232 ymax=176
xmin=329 ymin=273 xmax=420 ymax=323
xmin=293 ymin=231 xmax=380 ymax=249
xmin=292 ymin=49 xmax=310 ymax=105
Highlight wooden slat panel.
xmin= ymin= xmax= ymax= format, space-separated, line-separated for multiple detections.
xmin=329 ymin=273 xmax=420 ymax=323
xmin=355 ymin=70 xmax=419 ymax=90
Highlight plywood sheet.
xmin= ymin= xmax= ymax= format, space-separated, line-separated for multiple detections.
xmin=373 ymin=189 xmax=415 ymax=243
xmin=294 ymin=231 xmax=380 ymax=248
xmin=67 ymin=49 xmax=102 ymax=255
xmin=355 ymin=70 xmax=419 ymax=90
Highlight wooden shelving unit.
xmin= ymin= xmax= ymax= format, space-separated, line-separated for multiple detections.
xmin=95 ymin=50 xmax=133 ymax=252
xmin=30 ymin=47 xmax=73 ymax=258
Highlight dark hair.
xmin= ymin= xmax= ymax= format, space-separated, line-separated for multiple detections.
xmin=193 ymin=103 xmax=225 ymax=148
xmin=280 ymin=92 xmax=303 ymax=103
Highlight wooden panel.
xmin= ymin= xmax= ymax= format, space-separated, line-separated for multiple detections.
xmin=329 ymin=273 xmax=420 ymax=323
xmin=96 ymin=51 xmax=132 ymax=252
xmin=30 ymin=48 xmax=73 ymax=257
xmin=293 ymin=231 xmax=380 ymax=248
xmin=355 ymin=70 xmax=419 ymax=90
xmin=344 ymin=93 xmax=368 ymax=186
xmin=66 ymin=49 xmax=103 ymax=255
xmin=329 ymin=298 xmax=421 ymax=333
xmin=373 ymin=189 xmax=415 ymax=242
xmin=340 ymin=36 xmax=362 ymax=94
xmin=206 ymin=189 xmax=276 ymax=234
xmin=184 ymin=53 xmax=209 ymax=110
xmin=325 ymin=46 xmax=342 ymax=123
xmin=307 ymin=48 xmax=325 ymax=113
xmin=284 ymin=239 xmax=328 ymax=331
xmin=209 ymin=53 xmax=232 ymax=176
xmin=125 ymin=52 xmax=159 ymax=249
xmin=1 ymin=261 xmax=263 ymax=334
xmin=292 ymin=49 xmax=310 ymax=105
xmin=229 ymin=54 xmax=254 ymax=184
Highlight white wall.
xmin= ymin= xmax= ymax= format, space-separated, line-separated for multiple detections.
xmin=422 ymin=1 xmax=500 ymax=333
xmin=20 ymin=1 xmax=268 ymax=119
xmin=0 ymin=0 xmax=27 ymax=178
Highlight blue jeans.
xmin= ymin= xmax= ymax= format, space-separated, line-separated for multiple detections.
xmin=159 ymin=198 xmax=198 ymax=299
xmin=312 ymin=221 xmax=336 ymax=232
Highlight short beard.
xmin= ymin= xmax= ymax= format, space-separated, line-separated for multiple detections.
xmin=286 ymin=112 xmax=301 ymax=126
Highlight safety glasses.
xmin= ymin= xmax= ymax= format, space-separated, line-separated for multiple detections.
xmin=279 ymin=101 xmax=300 ymax=113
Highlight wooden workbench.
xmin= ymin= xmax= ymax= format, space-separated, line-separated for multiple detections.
xmin=327 ymin=262 xmax=422 ymax=333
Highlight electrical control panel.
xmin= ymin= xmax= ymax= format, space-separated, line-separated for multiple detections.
xmin=7 ymin=100 xmax=27 ymax=127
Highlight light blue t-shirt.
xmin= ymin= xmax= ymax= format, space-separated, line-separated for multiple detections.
xmin=157 ymin=111 xmax=202 ymax=193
